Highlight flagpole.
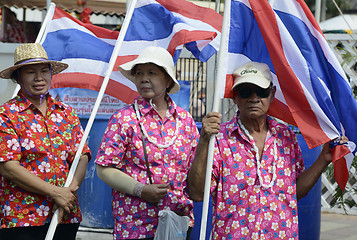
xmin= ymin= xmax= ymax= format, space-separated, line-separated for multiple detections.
xmin=315 ymin=0 xmax=321 ymax=23
xmin=199 ymin=0 xmax=231 ymax=239
xmin=47 ymin=0 xmax=51 ymax=11
xmin=44 ymin=0 xmax=138 ymax=239
xmin=35 ymin=2 xmax=56 ymax=43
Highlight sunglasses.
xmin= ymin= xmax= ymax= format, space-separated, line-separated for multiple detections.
xmin=236 ymin=85 xmax=272 ymax=99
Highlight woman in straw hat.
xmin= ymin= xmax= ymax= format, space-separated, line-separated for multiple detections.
xmin=0 ymin=43 xmax=91 ymax=240
xmin=95 ymin=46 xmax=199 ymax=239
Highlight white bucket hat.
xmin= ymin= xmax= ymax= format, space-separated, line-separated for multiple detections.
xmin=231 ymin=61 xmax=272 ymax=91
xmin=119 ymin=46 xmax=180 ymax=94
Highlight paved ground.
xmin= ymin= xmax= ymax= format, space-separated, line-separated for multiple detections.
xmin=320 ymin=212 xmax=357 ymax=240
xmin=76 ymin=212 xmax=357 ymax=240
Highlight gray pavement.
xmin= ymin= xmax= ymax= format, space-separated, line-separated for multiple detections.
xmin=320 ymin=212 xmax=357 ymax=240
xmin=76 ymin=212 xmax=357 ymax=240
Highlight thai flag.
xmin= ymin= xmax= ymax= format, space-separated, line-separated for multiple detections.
xmin=219 ymin=0 xmax=357 ymax=191
xmin=40 ymin=0 xmax=222 ymax=104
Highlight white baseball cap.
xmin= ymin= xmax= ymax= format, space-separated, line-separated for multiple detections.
xmin=231 ymin=61 xmax=272 ymax=91
xmin=119 ymin=46 xmax=180 ymax=94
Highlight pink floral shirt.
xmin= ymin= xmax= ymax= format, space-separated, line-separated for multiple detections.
xmin=95 ymin=96 xmax=199 ymax=239
xmin=211 ymin=114 xmax=304 ymax=240
xmin=0 ymin=92 xmax=91 ymax=228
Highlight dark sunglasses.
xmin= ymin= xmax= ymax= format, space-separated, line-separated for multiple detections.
xmin=236 ymin=85 xmax=272 ymax=99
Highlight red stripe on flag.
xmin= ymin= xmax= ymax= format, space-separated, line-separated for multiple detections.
xmin=156 ymin=0 xmax=223 ymax=32
xmin=167 ymin=30 xmax=218 ymax=55
xmin=52 ymin=7 xmax=119 ymax=39
xmin=334 ymin=160 xmax=348 ymax=192
xmin=268 ymin=100 xmax=296 ymax=126
xmin=51 ymin=73 xmax=138 ymax=104
xmin=249 ymin=0 xmax=330 ymax=149
xmin=331 ymin=144 xmax=351 ymax=164
xmin=113 ymin=55 xmax=139 ymax=70
xmin=296 ymin=0 xmax=324 ymax=36
xmin=52 ymin=6 xmax=71 ymax=20
xmin=83 ymin=24 xmax=119 ymax=39
xmin=331 ymin=144 xmax=351 ymax=191
xmin=224 ymin=74 xmax=234 ymax=99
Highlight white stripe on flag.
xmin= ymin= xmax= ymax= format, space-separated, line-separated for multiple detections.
xmin=62 ymin=58 xmax=137 ymax=91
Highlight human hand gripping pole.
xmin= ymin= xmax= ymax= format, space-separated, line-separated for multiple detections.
xmin=43 ymin=0 xmax=139 ymax=239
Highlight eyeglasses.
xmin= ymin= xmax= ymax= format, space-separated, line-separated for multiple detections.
xmin=236 ymin=85 xmax=272 ymax=99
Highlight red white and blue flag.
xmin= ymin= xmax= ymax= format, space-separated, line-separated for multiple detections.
xmin=39 ymin=0 xmax=222 ymax=104
xmin=219 ymin=0 xmax=357 ymax=190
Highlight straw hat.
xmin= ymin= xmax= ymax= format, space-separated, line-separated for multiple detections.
xmin=231 ymin=62 xmax=272 ymax=91
xmin=0 ymin=43 xmax=68 ymax=79
xmin=119 ymin=46 xmax=180 ymax=94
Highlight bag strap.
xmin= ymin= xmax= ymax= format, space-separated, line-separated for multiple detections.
xmin=133 ymin=104 xmax=153 ymax=184
xmin=139 ymin=126 xmax=153 ymax=184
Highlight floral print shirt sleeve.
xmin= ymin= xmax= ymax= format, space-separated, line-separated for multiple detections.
xmin=210 ymin=114 xmax=304 ymax=240
xmin=95 ymin=96 xmax=199 ymax=239
xmin=0 ymin=93 xmax=91 ymax=228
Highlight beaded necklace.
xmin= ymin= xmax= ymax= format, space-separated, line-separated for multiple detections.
xmin=134 ymin=99 xmax=178 ymax=149
xmin=238 ymin=118 xmax=277 ymax=189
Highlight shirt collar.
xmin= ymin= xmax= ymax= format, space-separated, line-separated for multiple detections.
xmin=15 ymin=91 xmax=66 ymax=113
xmin=135 ymin=95 xmax=178 ymax=117
xmin=228 ymin=112 xmax=279 ymax=141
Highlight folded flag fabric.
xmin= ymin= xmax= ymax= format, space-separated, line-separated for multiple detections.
xmin=39 ymin=0 xmax=222 ymax=104
xmin=40 ymin=5 xmax=136 ymax=103
xmin=219 ymin=0 xmax=357 ymax=190
xmin=123 ymin=0 xmax=222 ymax=63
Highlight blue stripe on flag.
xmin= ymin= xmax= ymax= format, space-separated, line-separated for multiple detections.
xmin=276 ymin=11 xmax=327 ymax=80
xmin=309 ymin=69 xmax=341 ymax=129
xmin=185 ymin=41 xmax=219 ymax=63
xmin=229 ymin=1 xmax=274 ymax=71
xmin=125 ymin=4 xmax=184 ymax=41
xmin=42 ymin=29 xmax=114 ymax=62
xmin=276 ymin=9 xmax=355 ymax=137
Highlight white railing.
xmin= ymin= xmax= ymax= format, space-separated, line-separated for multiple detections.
xmin=324 ymin=33 xmax=357 ymax=89
xmin=321 ymin=34 xmax=357 ymax=215
xmin=321 ymin=166 xmax=357 ymax=215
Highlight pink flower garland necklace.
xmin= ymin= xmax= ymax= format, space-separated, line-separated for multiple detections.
xmin=134 ymin=99 xmax=178 ymax=149
xmin=238 ymin=118 xmax=277 ymax=189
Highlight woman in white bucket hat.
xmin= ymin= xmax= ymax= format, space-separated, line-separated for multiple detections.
xmin=95 ymin=46 xmax=199 ymax=240
xmin=0 ymin=43 xmax=91 ymax=240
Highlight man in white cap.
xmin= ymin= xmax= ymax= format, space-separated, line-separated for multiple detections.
xmin=188 ymin=61 xmax=346 ymax=239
